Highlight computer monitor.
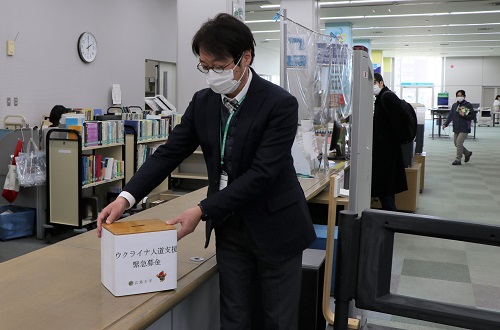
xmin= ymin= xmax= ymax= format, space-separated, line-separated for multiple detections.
xmin=437 ymin=92 xmax=449 ymax=108
xmin=328 ymin=120 xmax=344 ymax=160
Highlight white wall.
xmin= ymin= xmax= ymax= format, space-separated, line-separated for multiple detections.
xmin=253 ymin=44 xmax=280 ymax=77
xmin=444 ymin=57 xmax=500 ymax=106
xmin=176 ymin=0 xmax=232 ymax=113
xmin=0 ymin=0 xmax=176 ymax=127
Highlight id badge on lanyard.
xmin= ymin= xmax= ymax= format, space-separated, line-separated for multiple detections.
xmin=219 ymin=110 xmax=235 ymax=191
xmin=219 ymin=170 xmax=229 ymax=190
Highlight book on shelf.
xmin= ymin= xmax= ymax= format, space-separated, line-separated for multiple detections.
xmin=125 ymin=117 xmax=171 ymax=141
xmin=65 ymin=115 xmax=85 ymax=127
xmin=93 ymin=108 xmax=103 ymax=118
xmin=122 ymin=112 xmax=143 ymax=120
xmin=137 ymin=143 xmax=161 ymax=169
xmin=99 ymin=120 xmax=124 ymax=145
xmin=103 ymin=157 xmax=115 ymax=181
xmin=84 ymin=121 xmax=100 ymax=147
xmin=67 ymin=125 xmax=83 ymax=140
xmin=81 ymin=155 xmax=122 ymax=185
xmin=173 ymin=113 xmax=183 ymax=127
xmin=124 ymin=120 xmax=141 ymax=140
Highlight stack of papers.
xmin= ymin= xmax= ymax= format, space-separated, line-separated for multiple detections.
xmin=339 ymin=188 xmax=349 ymax=197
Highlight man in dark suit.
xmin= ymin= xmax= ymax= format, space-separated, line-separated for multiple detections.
xmin=97 ymin=13 xmax=316 ymax=330
xmin=372 ymin=73 xmax=408 ymax=211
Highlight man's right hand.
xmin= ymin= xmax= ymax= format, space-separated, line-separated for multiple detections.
xmin=442 ymin=124 xmax=446 ymax=130
xmin=97 ymin=197 xmax=129 ymax=238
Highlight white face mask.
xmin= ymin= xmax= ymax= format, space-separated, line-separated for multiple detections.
xmin=456 ymin=97 xmax=464 ymax=103
xmin=205 ymin=56 xmax=246 ymax=94
xmin=373 ymin=84 xmax=382 ymax=96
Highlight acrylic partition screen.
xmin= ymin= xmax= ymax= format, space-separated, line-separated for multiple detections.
xmin=285 ymin=20 xmax=353 ymax=127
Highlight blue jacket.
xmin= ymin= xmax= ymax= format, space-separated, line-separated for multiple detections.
xmin=444 ymin=100 xmax=475 ymax=133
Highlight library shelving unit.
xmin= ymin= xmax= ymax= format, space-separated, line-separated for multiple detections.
xmin=170 ymin=148 xmax=208 ymax=182
xmin=169 ymin=113 xmax=208 ymax=190
xmin=124 ymin=124 xmax=170 ymax=196
xmin=45 ymin=128 xmax=125 ymax=243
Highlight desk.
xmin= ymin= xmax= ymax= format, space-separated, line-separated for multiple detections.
xmin=430 ymin=108 xmax=450 ymax=139
xmin=430 ymin=108 xmax=477 ymax=140
xmin=299 ymin=161 xmax=350 ymax=201
xmin=414 ymin=153 xmax=426 ymax=192
xmin=493 ymin=112 xmax=500 ymax=127
xmin=371 ymin=162 xmax=421 ymax=212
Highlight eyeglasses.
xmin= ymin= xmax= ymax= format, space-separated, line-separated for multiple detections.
xmin=197 ymin=54 xmax=243 ymax=74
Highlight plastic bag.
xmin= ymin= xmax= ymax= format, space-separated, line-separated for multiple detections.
xmin=2 ymin=139 xmax=23 ymax=203
xmin=15 ymin=138 xmax=46 ymax=187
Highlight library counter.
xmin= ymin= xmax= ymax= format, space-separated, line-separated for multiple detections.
xmin=0 ymin=162 xmax=347 ymax=329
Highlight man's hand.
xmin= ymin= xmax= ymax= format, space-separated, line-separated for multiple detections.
xmin=442 ymin=124 xmax=446 ymax=130
xmin=166 ymin=206 xmax=203 ymax=241
xmin=97 ymin=197 xmax=129 ymax=238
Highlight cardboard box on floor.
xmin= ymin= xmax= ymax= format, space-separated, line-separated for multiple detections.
xmin=101 ymin=219 xmax=177 ymax=296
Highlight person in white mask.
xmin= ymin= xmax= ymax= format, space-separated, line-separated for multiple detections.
xmin=97 ymin=13 xmax=316 ymax=330
xmin=442 ymin=90 xmax=474 ymax=165
xmin=371 ymin=73 xmax=408 ymax=211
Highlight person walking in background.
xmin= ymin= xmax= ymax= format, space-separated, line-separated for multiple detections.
xmin=493 ymin=95 xmax=500 ymax=112
xmin=442 ymin=90 xmax=475 ymax=165
xmin=371 ymin=73 xmax=408 ymax=211
xmin=493 ymin=95 xmax=500 ymax=125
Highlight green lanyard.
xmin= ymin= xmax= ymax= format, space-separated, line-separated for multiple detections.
xmin=220 ymin=110 xmax=235 ymax=166
xmin=220 ymin=95 xmax=246 ymax=166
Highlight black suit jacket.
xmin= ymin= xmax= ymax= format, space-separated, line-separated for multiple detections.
xmin=124 ymin=68 xmax=316 ymax=263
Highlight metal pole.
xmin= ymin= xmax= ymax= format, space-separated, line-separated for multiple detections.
xmin=280 ymin=9 xmax=288 ymax=90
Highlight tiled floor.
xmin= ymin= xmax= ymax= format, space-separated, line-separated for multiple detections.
xmin=3 ymin=119 xmax=500 ymax=329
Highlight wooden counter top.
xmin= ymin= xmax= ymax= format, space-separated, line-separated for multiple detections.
xmin=299 ymin=161 xmax=349 ymax=201
xmin=0 ymin=188 xmax=216 ymax=330
xmin=0 ymin=161 xmax=348 ymax=329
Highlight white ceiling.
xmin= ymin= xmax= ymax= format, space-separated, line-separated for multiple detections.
xmin=245 ymin=0 xmax=500 ymax=58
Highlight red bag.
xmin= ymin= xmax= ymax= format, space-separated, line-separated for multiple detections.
xmin=2 ymin=139 xmax=23 ymax=203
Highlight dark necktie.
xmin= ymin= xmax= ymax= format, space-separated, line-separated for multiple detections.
xmin=223 ymin=97 xmax=239 ymax=112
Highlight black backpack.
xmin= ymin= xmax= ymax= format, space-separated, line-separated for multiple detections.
xmin=382 ymin=92 xmax=418 ymax=144
xmin=398 ymin=99 xmax=418 ymax=144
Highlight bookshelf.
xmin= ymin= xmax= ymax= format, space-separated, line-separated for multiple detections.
xmin=168 ymin=113 xmax=208 ymax=189
xmin=45 ymin=127 xmax=125 ymax=240
xmin=124 ymin=117 xmax=171 ymax=196
xmin=170 ymin=148 xmax=208 ymax=189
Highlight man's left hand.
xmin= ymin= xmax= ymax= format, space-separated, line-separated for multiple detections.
xmin=166 ymin=206 xmax=202 ymax=241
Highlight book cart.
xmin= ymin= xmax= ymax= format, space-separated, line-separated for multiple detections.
xmin=45 ymin=127 xmax=125 ymax=243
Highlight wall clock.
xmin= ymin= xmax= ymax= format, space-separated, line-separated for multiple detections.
xmin=77 ymin=32 xmax=97 ymax=63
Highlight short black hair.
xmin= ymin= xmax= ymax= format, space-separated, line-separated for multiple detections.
xmin=456 ymin=90 xmax=466 ymax=97
xmin=374 ymin=73 xmax=384 ymax=83
xmin=192 ymin=13 xmax=255 ymax=65
xmin=496 ymin=95 xmax=500 ymax=100
xmin=49 ymin=105 xmax=68 ymax=127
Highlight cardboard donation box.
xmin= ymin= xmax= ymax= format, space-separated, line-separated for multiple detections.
xmin=101 ymin=219 xmax=177 ymax=296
